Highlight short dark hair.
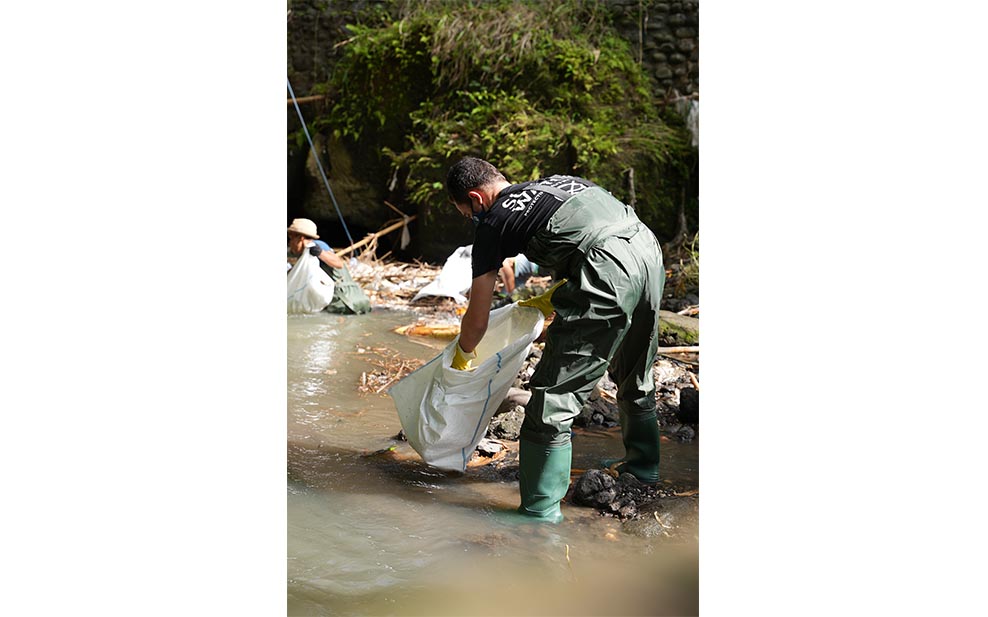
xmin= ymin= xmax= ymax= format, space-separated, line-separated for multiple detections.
xmin=446 ymin=157 xmax=506 ymax=204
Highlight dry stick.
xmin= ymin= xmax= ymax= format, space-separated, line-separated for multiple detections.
xmin=374 ymin=360 xmax=412 ymax=394
xmin=688 ymin=372 xmax=700 ymax=390
xmin=375 ymin=376 xmax=398 ymax=394
xmin=336 ymin=215 xmax=418 ymax=258
xmin=657 ymin=346 xmax=700 ymax=354
xmin=654 ymin=512 xmax=673 ymax=537
xmin=383 ymin=200 xmax=409 ymax=217
xmin=286 ymin=95 xmax=324 ymax=105
xmin=565 ymin=544 xmax=577 ymax=582
xmin=382 ymin=202 xmax=413 ymax=252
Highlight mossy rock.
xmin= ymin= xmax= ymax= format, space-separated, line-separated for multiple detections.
xmin=658 ymin=310 xmax=699 ymax=345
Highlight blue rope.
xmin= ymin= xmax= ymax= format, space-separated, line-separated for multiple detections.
xmin=287 ymin=77 xmax=356 ymax=248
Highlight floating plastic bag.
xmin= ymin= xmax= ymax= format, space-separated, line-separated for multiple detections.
xmin=287 ymin=252 xmax=335 ymax=314
xmin=389 ymin=303 xmax=544 ymax=471
xmin=411 ymin=244 xmax=473 ymax=304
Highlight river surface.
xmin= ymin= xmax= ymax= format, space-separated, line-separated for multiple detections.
xmin=288 ymin=309 xmax=699 ymax=616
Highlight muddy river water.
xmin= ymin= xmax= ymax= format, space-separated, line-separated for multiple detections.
xmin=288 ymin=309 xmax=699 ymax=616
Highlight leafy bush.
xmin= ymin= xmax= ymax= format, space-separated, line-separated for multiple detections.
xmin=318 ymin=0 xmax=694 ymax=240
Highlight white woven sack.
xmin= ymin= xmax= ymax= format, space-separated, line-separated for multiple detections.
xmin=287 ymin=252 xmax=336 ymax=314
xmin=411 ymin=244 xmax=473 ymax=304
xmin=389 ymin=303 xmax=544 ymax=471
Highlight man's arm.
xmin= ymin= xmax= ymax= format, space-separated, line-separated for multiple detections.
xmin=458 ymin=270 xmax=498 ymax=353
xmin=499 ymin=258 xmax=517 ymax=294
xmin=310 ymin=241 xmax=346 ymax=269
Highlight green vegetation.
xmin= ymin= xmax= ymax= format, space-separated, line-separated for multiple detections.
xmin=313 ymin=0 xmax=695 ymax=241
xmin=669 ymin=231 xmax=699 ymax=299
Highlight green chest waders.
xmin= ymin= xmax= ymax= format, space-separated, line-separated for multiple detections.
xmin=325 ymin=266 xmax=372 ymax=315
xmin=514 ymin=188 xmax=666 ymax=520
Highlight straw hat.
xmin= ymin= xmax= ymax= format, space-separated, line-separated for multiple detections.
xmin=287 ymin=218 xmax=319 ymax=239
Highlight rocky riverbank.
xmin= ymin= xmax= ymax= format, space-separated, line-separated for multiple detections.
xmin=458 ymin=336 xmax=699 ymax=537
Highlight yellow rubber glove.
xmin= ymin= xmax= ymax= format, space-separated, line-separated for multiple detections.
xmin=517 ymin=278 xmax=568 ymax=317
xmin=452 ymin=343 xmax=477 ymax=371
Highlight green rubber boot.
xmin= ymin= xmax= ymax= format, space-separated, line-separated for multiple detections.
xmin=517 ymin=439 xmax=572 ymax=523
xmin=602 ymin=411 xmax=660 ymax=484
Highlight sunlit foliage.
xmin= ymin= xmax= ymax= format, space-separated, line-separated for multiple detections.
xmin=317 ymin=0 xmax=693 ymax=238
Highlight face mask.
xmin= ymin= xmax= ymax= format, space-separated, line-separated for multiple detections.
xmin=471 ymin=210 xmax=487 ymax=226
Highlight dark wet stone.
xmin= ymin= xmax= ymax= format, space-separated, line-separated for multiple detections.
xmin=618 ymin=472 xmax=643 ymax=489
xmin=573 ymin=405 xmax=592 ymax=428
xmin=662 ymin=421 xmax=683 ymax=434
xmin=591 ymin=397 xmax=619 ymax=422
xmin=489 ymin=406 xmax=525 ymax=440
xmin=677 ymin=387 xmax=699 ymax=424
xmin=571 ymin=467 xmax=697 ymax=522
xmin=675 ymin=425 xmax=696 ymax=443
xmin=575 ymin=395 xmax=619 ymax=428
xmin=572 ymin=469 xmax=620 ymax=507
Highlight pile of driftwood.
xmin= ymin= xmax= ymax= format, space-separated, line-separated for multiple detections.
xmin=346 ymin=252 xmax=698 ymax=358
xmin=354 ymin=346 xmax=425 ymax=396
xmin=347 ymin=256 xmax=464 ymax=316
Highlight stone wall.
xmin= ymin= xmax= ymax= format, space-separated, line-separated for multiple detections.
xmin=287 ymin=0 xmax=388 ymax=95
xmin=288 ymin=0 xmax=698 ymax=100
xmin=606 ymin=0 xmax=699 ymax=99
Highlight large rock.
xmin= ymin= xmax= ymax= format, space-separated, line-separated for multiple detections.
xmin=658 ymin=310 xmax=699 ymax=345
xmin=677 ymin=386 xmax=699 ymax=424
xmin=624 ymin=496 xmax=699 ymax=539
xmin=572 ymin=469 xmax=621 ymax=509
xmin=299 ymin=134 xmax=392 ymax=233
xmin=571 ymin=470 xmax=660 ymax=519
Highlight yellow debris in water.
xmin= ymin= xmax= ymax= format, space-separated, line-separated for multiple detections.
xmin=393 ymin=323 xmax=461 ymax=339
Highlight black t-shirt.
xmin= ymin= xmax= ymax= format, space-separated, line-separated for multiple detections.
xmin=471 ymin=175 xmax=598 ymax=278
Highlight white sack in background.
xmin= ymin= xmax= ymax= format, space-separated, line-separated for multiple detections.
xmin=389 ymin=303 xmax=544 ymax=471
xmin=287 ymin=252 xmax=335 ymax=314
xmin=411 ymin=244 xmax=473 ymax=304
